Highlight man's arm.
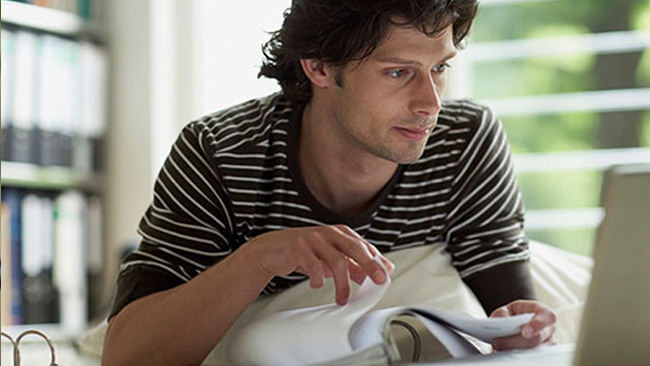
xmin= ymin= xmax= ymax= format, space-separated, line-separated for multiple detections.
xmin=444 ymin=103 xmax=535 ymax=311
xmin=443 ymin=103 xmax=555 ymax=350
xmin=102 ymin=225 xmax=393 ymax=366
xmin=103 ymin=242 xmax=270 ymax=366
xmin=463 ymin=261 xmax=535 ymax=314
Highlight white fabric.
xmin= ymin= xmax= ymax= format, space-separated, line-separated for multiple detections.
xmin=528 ymin=242 xmax=593 ymax=344
xmin=229 ymin=270 xmax=390 ymax=366
xmin=76 ymin=241 xmax=592 ymax=364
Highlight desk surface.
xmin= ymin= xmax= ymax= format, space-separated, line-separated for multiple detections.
xmin=1 ymin=337 xmax=575 ymax=366
xmin=403 ymin=343 xmax=575 ymax=366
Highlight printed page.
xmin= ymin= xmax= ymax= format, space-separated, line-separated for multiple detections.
xmin=411 ymin=307 xmax=534 ymax=343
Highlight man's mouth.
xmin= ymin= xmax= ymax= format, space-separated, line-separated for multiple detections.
xmin=394 ymin=126 xmax=432 ymax=141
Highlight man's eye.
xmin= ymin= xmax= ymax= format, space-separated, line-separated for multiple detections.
xmin=388 ymin=69 xmax=408 ymax=78
xmin=432 ymin=63 xmax=451 ymax=73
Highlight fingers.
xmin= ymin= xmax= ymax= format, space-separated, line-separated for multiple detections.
xmin=525 ymin=310 xmax=557 ymax=338
xmin=255 ymin=225 xmax=393 ymax=306
xmin=490 ymin=306 xmax=511 ymax=318
xmin=504 ymin=300 xmax=557 ymax=339
xmin=301 ymin=251 xmax=324 ymax=289
xmin=493 ymin=324 xmax=556 ymax=351
xmin=362 ymin=240 xmax=395 ymax=274
xmin=493 ymin=332 xmax=543 ymax=351
xmin=338 ymin=225 xmax=395 ymax=274
xmin=329 ymin=225 xmax=390 ymax=284
xmin=312 ymin=244 xmax=351 ymax=305
xmin=491 ymin=300 xmax=558 ymax=352
xmin=347 ymin=258 xmax=368 ymax=285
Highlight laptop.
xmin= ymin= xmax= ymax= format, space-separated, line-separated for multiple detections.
xmin=414 ymin=163 xmax=650 ymax=366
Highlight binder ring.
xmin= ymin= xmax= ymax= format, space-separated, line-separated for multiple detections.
xmin=2 ymin=332 xmax=19 ymax=366
xmin=10 ymin=330 xmax=59 ymax=366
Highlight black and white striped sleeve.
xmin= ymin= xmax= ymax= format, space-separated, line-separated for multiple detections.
xmin=110 ymin=121 xmax=236 ymax=318
xmin=445 ymin=106 xmax=535 ymax=313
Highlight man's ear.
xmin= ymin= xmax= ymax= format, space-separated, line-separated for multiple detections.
xmin=300 ymin=59 xmax=337 ymax=89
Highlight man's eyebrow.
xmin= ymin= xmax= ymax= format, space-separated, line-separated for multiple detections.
xmin=375 ymin=51 xmax=458 ymax=66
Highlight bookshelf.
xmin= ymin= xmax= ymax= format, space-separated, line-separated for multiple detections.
xmin=1 ymin=161 xmax=103 ymax=192
xmin=0 ymin=0 xmax=102 ymax=38
xmin=1 ymin=0 xmax=107 ymax=336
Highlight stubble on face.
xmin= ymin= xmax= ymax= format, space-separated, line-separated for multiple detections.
xmin=330 ymin=68 xmax=437 ymax=165
xmin=322 ymin=24 xmax=455 ymax=167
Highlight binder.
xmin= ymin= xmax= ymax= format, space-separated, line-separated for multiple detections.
xmin=75 ymin=41 xmax=108 ymax=173
xmin=2 ymin=188 xmax=25 ymax=324
xmin=37 ymin=35 xmax=76 ymax=167
xmin=10 ymin=30 xmax=41 ymax=165
xmin=20 ymin=195 xmax=58 ymax=324
xmin=1 ymin=203 xmax=12 ymax=326
xmin=53 ymin=191 xmax=88 ymax=332
xmin=86 ymin=196 xmax=104 ymax=319
xmin=1 ymin=329 xmax=59 ymax=366
xmin=1 ymin=27 xmax=16 ymax=162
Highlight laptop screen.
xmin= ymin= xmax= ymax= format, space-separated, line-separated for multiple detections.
xmin=574 ymin=164 xmax=650 ymax=366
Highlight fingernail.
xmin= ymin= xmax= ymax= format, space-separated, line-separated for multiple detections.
xmin=373 ymin=270 xmax=386 ymax=283
xmin=522 ymin=325 xmax=534 ymax=338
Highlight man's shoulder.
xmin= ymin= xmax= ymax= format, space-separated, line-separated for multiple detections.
xmin=417 ymin=99 xmax=500 ymax=163
xmin=439 ymin=98 xmax=494 ymax=126
xmin=434 ymin=98 xmax=501 ymax=141
xmin=187 ymin=92 xmax=295 ymax=152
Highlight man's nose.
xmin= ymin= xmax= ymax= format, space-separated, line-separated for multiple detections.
xmin=410 ymin=74 xmax=442 ymax=118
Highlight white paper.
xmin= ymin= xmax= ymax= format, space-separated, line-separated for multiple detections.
xmin=411 ymin=307 xmax=534 ymax=343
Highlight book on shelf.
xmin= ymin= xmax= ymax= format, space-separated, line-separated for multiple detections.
xmin=228 ymin=274 xmax=533 ymax=366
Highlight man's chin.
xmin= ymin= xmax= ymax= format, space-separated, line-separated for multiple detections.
xmin=381 ymin=147 xmax=427 ymax=165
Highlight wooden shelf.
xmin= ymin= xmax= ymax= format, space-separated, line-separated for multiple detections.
xmin=1 ymin=161 xmax=103 ymax=192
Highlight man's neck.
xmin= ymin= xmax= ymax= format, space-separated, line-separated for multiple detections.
xmin=298 ymin=102 xmax=398 ymax=216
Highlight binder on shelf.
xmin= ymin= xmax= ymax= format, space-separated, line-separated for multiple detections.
xmin=1 ymin=27 xmax=16 ymax=162
xmin=53 ymin=191 xmax=88 ymax=333
xmin=75 ymin=41 xmax=108 ymax=174
xmin=36 ymin=34 xmax=76 ymax=168
xmin=20 ymin=194 xmax=59 ymax=324
xmin=2 ymin=188 xmax=25 ymax=325
xmin=1 ymin=203 xmax=12 ymax=326
xmin=86 ymin=196 xmax=104 ymax=319
xmin=9 ymin=30 xmax=41 ymax=165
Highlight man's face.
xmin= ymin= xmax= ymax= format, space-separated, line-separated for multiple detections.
xmin=326 ymin=24 xmax=456 ymax=165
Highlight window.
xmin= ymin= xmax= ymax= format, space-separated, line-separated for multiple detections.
xmin=189 ymin=0 xmax=650 ymax=255
xmin=460 ymin=0 xmax=650 ymax=254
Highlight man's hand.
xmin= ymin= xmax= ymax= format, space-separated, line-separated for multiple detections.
xmin=245 ymin=225 xmax=395 ymax=305
xmin=490 ymin=300 xmax=557 ymax=351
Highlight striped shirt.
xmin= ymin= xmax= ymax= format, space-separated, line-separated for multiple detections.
xmin=111 ymin=93 xmax=534 ymax=317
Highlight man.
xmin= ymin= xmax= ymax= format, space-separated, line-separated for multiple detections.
xmin=102 ymin=1 xmax=556 ymax=365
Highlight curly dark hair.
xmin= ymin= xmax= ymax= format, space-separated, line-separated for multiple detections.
xmin=258 ymin=0 xmax=479 ymax=106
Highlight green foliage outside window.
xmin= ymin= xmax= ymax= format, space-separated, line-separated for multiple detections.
xmin=469 ymin=0 xmax=650 ymax=254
